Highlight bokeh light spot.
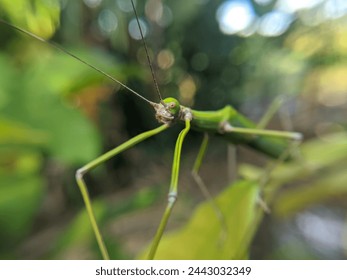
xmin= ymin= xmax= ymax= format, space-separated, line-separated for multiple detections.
xmin=116 ymin=0 xmax=136 ymax=13
xmin=216 ymin=0 xmax=255 ymax=35
xmin=157 ymin=49 xmax=175 ymax=70
xmin=128 ymin=18 xmax=148 ymax=40
xmin=179 ymin=75 xmax=197 ymax=106
xmin=83 ymin=0 xmax=102 ymax=8
xmin=258 ymin=10 xmax=293 ymax=37
xmin=98 ymin=10 xmax=118 ymax=34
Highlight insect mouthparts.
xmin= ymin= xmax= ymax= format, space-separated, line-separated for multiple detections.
xmin=152 ymin=102 xmax=176 ymax=125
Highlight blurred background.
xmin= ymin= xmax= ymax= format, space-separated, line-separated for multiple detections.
xmin=0 ymin=0 xmax=347 ymax=259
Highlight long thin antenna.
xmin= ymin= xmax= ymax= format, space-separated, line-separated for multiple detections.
xmin=0 ymin=19 xmax=155 ymax=105
xmin=130 ymin=0 xmax=163 ymax=102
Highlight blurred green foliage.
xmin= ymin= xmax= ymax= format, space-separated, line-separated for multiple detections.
xmin=0 ymin=0 xmax=346 ymax=260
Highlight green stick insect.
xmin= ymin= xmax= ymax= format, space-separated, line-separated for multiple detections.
xmin=1 ymin=0 xmax=302 ymax=260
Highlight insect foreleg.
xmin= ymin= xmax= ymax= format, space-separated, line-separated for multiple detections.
xmin=76 ymin=124 xmax=168 ymax=260
xmin=148 ymin=117 xmax=191 ymax=259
